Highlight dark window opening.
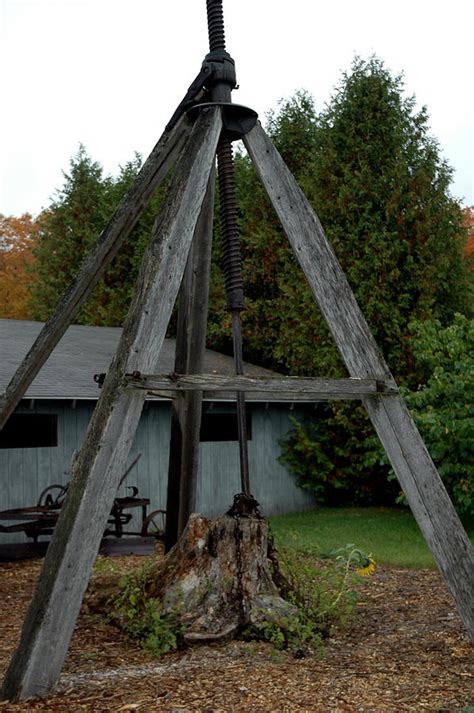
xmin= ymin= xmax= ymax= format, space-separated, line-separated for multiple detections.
xmin=0 ymin=414 xmax=58 ymax=449
xmin=200 ymin=410 xmax=252 ymax=442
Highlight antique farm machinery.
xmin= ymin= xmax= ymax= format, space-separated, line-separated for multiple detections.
xmin=0 ymin=455 xmax=166 ymax=556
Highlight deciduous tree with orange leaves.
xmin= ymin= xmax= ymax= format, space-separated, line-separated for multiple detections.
xmin=0 ymin=213 xmax=38 ymax=319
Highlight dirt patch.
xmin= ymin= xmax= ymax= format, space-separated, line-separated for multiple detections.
xmin=0 ymin=554 xmax=472 ymax=711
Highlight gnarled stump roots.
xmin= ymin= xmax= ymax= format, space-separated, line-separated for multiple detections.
xmin=147 ymin=514 xmax=295 ymax=643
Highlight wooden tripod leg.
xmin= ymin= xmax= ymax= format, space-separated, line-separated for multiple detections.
xmin=165 ymin=167 xmax=216 ymax=550
xmin=244 ymin=122 xmax=474 ymax=642
xmin=0 ymin=107 xmax=223 ymax=702
xmin=364 ymin=393 xmax=474 ymax=642
xmin=0 ymin=114 xmax=192 ymax=431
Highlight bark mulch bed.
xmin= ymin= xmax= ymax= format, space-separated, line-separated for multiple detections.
xmin=0 ymin=552 xmax=472 ymax=712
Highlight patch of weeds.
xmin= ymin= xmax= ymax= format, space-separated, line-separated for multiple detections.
xmin=275 ymin=535 xmax=375 ymax=635
xmin=107 ymin=559 xmax=182 ymax=657
xmin=243 ymin=611 xmax=324 ymax=656
xmin=238 ymin=532 xmax=373 ymax=655
xmin=251 ymin=529 xmax=376 ymax=655
xmin=241 ymin=641 xmax=260 ymax=658
xmin=240 ymin=640 xmax=284 ymax=664
xmin=93 ymin=555 xmax=121 ymax=577
xmin=266 ymin=646 xmax=285 ymax=664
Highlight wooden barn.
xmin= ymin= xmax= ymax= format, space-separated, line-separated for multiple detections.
xmin=0 ymin=319 xmax=315 ymax=541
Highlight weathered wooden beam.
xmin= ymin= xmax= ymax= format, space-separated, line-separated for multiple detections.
xmin=0 ymin=114 xmax=192 ymax=431
xmin=244 ymin=122 xmax=474 ymax=642
xmin=147 ymin=391 xmax=386 ymax=403
xmin=0 ymin=107 xmax=223 ymax=701
xmin=165 ymin=168 xmax=215 ymax=550
xmin=364 ymin=394 xmax=474 ymax=640
xmin=126 ymin=373 xmax=397 ymax=399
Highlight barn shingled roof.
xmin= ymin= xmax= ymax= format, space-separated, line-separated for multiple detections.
xmin=0 ymin=320 xmax=276 ymax=400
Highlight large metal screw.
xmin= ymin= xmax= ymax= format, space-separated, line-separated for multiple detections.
xmin=206 ymin=0 xmax=226 ymax=51
xmin=217 ymin=139 xmax=245 ymax=311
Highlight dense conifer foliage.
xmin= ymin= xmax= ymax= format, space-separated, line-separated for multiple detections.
xmin=215 ymin=58 xmax=470 ymax=506
xmin=208 ymin=59 xmax=470 ymax=380
xmin=29 ymin=146 xmax=164 ymax=325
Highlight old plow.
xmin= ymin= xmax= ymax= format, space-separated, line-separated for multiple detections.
xmin=0 ymin=454 xmax=166 ymax=560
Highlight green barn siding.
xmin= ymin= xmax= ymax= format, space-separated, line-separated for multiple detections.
xmin=250 ymin=405 xmax=314 ymax=516
xmin=119 ymin=403 xmax=172 ymax=535
xmin=0 ymin=401 xmax=95 ymax=542
xmin=0 ymin=400 xmax=315 ymax=543
xmin=7 ymin=449 xmax=27 ymax=517
xmin=196 ymin=404 xmax=315 ymax=517
xmin=197 ymin=440 xmax=241 ymax=515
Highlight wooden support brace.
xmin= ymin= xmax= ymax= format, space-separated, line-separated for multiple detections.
xmin=0 ymin=115 xmax=192 ymax=431
xmin=244 ymin=122 xmax=474 ymax=642
xmin=126 ymin=373 xmax=397 ymax=400
xmin=0 ymin=107 xmax=223 ymax=701
xmin=165 ymin=167 xmax=215 ymax=549
xmin=364 ymin=393 xmax=474 ymax=639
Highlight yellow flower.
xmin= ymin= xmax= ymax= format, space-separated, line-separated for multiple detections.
xmin=356 ymin=555 xmax=376 ymax=577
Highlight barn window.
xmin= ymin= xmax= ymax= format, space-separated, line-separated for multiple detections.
xmin=200 ymin=409 xmax=252 ymax=442
xmin=0 ymin=414 xmax=58 ymax=449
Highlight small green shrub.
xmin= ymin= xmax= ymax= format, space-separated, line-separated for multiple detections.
xmin=278 ymin=409 xmax=398 ymax=507
xmin=93 ymin=556 xmax=121 ymax=577
xmin=278 ymin=415 xmax=333 ymax=503
xmin=404 ymin=315 xmax=473 ymax=519
xmin=107 ymin=560 xmax=181 ymax=657
xmin=279 ymin=315 xmax=474 ymax=519
xmin=366 ymin=314 xmax=474 ymax=519
xmin=244 ymin=536 xmax=374 ymax=653
xmin=242 ymin=611 xmax=324 ymax=655
xmin=278 ymin=541 xmax=373 ymax=633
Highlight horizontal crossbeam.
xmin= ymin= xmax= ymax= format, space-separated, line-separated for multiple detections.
xmin=124 ymin=373 xmax=398 ymax=401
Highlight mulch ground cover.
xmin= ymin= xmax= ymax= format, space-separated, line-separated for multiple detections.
xmin=0 ymin=553 xmax=472 ymax=712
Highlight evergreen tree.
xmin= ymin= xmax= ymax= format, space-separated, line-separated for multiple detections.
xmin=30 ymin=145 xmax=114 ymax=322
xmin=210 ymin=58 xmax=471 ymax=505
xmin=311 ymin=57 xmax=470 ymax=379
xmin=29 ymin=147 xmax=165 ymax=326
xmin=213 ymin=60 xmax=470 ymax=380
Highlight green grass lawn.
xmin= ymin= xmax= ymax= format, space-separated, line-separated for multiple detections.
xmin=270 ymin=507 xmax=474 ymax=569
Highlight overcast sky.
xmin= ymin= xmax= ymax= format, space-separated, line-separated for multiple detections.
xmin=1 ymin=0 xmax=473 ymax=217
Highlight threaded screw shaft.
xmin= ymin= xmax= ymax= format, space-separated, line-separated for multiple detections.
xmin=206 ymin=0 xmax=226 ymax=52
xmin=217 ymin=139 xmax=244 ymax=311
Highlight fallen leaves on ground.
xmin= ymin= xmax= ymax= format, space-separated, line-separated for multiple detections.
xmin=0 ymin=555 xmax=472 ymax=711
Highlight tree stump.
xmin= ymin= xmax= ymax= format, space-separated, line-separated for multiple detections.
xmin=145 ymin=513 xmax=296 ymax=643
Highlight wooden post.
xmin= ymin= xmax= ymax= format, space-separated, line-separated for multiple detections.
xmin=165 ymin=167 xmax=215 ymax=550
xmin=244 ymin=122 xmax=474 ymax=642
xmin=0 ymin=115 xmax=191 ymax=431
xmin=0 ymin=107 xmax=222 ymax=701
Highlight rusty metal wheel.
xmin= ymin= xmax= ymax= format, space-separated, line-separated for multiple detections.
xmin=37 ymin=484 xmax=68 ymax=508
xmin=141 ymin=509 xmax=166 ymax=540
